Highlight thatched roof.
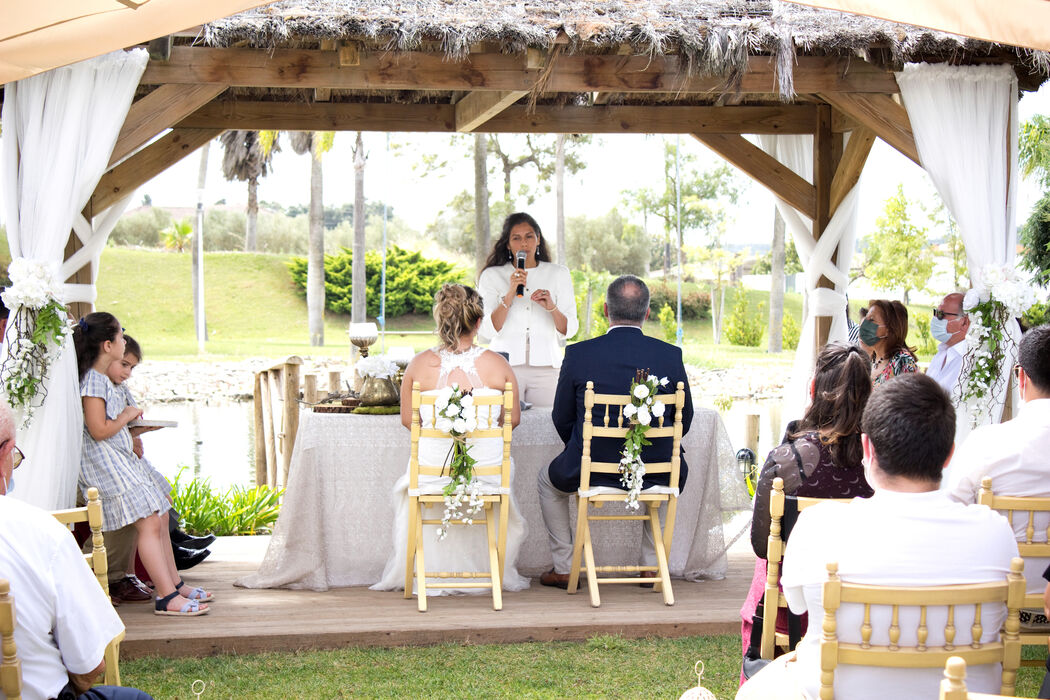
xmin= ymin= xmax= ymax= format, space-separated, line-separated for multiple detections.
xmin=202 ymin=0 xmax=1050 ymax=96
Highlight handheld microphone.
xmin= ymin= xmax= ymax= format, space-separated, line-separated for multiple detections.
xmin=515 ymin=250 xmax=527 ymax=297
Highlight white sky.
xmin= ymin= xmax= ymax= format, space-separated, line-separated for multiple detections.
xmin=2 ymin=83 xmax=1049 ymax=248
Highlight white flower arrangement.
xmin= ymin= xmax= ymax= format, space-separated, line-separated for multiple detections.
xmin=619 ymin=372 xmax=669 ymax=510
xmin=0 ymin=259 xmax=72 ymax=427
xmin=355 ymin=354 xmax=398 ymax=379
xmin=433 ymin=384 xmax=482 ymax=540
xmin=957 ymin=264 xmax=1038 ymax=426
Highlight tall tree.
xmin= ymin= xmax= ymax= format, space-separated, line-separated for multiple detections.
xmin=474 ymin=133 xmax=491 ymax=277
xmin=219 ymin=130 xmax=279 ymax=252
xmin=1019 ymin=115 xmax=1050 ymax=284
xmin=859 ymin=184 xmax=934 ymax=304
xmin=1020 ymin=114 xmax=1050 ymax=190
xmin=487 ymin=134 xmax=590 ymax=209
xmin=352 ymin=132 xmax=367 ymax=325
xmin=289 ymin=131 xmax=335 ymax=346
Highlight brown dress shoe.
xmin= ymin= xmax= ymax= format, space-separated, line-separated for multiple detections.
xmin=112 ymin=576 xmax=152 ymax=603
xmin=539 ymin=569 xmax=570 ymax=590
xmin=639 ymin=571 xmax=658 ymax=588
xmin=110 ymin=595 xmax=122 ymax=607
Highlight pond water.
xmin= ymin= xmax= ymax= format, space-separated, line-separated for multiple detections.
xmin=142 ymin=397 xmax=787 ymax=494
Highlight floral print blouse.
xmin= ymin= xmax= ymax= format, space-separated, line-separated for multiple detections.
xmin=872 ymin=348 xmax=918 ymax=387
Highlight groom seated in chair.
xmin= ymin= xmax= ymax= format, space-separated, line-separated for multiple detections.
xmin=537 ymin=275 xmax=693 ymax=588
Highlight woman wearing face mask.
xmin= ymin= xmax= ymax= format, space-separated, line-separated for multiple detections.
xmin=858 ymin=299 xmax=917 ymax=386
xmin=477 ymin=212 xmax=579 ymax=406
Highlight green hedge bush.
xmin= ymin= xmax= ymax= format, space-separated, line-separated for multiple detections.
xmin=288 ymin=245 xmax=467 ymax=318
xmin=724 ymin=289 xmax=764 ymax=347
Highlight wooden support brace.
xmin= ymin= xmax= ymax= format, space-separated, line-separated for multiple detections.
xmin=693 ymin=134 xmax=816 ymax=219
xmin=313 ymin=88 xmax=332 ymax=102
xmin=339 ymin=43 xmax=360 ymax=67
xmin=147 ymin=35 xmax=173 ymax=61
xmin=455 ymin=90 xmax=528 ymax=132
xmin=819 ymin=92 xmax=920 ymax=166
xmin=110 ymin=83 xmax=227 ymax=166
xmin=812 ymin=105 xmax=835 ymax=348
xmin=829 ymin=126 xmax=876 ymax=218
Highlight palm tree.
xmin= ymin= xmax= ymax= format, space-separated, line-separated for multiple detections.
xmin=219 ymin=130 xmax=279 ymax=252
xmin=289 ymin=131 xmax=335 ymax=346
xmin=162 ymin=218 xmax=193 ymax=253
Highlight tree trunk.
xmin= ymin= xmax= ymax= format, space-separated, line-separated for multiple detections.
xmin=584 ymin=286 xmax=593 ymax=338
xmin=555 ymin=134 xmax=566 ymax=265
xmin=768 ymin=207 xmax=786 ymax=353
xmin=307 ymin=141 xmax=325 ymax=346
xmin=903 ymin=288 xmax=910 ymax=305
xmin=352 ymin=132 xmax=367 ymax=326
xmin=474 ymin=133 xmax=490 ymax=278
xmin=245 ymin=175 xmax=258 ymax=252
xmin=503 ymin=162 xmax=513 ymax=205
xmin=192 ymin=142 xmax=209 ymax=343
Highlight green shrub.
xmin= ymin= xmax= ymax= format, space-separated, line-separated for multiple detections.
xmin=915 ymin=314 xmax=935 ymax=354
xmin=1023 ymin=300 xmax=1050 ymax=329
xmin=288 ymin=245 xmax=468 ymax=318
xmin=657 ymin=304 xmax=677 ymax=342
xmin=591 ymin=297 xmax=609 ymax=337
xmin=782 ymin=313 xmax=801 ymax=350
xmin=110 ymin=207 xmax=173 ymax=248
xmin=171 ymin=467 xmax=284 ymax=536
xmin=724 ymin=288 xmax=764 ymax=347
xmin=647 ymin=283 xmax=711 ymax=320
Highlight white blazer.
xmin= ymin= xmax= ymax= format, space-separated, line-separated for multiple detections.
xmin=477 ymin=261 xmax=579 ymax=368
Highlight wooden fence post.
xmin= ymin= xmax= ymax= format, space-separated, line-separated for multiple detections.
xmin=253 ymin=372 xmax=267 ymax=487
xmin=304 ymin=374 xmax=318 ymax=404
xmin=280 ymin=357 xmax=302 ymax=488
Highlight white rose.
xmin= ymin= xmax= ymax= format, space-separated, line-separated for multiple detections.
xmin=659 ymin=377 xmax=669 ymax=386
xmin=623 ymin=404 xmax=637 ymax=418
xmin=962 ymin=288 xmax=983 ymax=312
xmin=460 ymin=394 xmax=474 ymax=408
xmin=444 ymin=403 xmax=461 ymax=418
xmin=436 ymin=417 xmax=453 ymax=433
xmin=633 ymin=384 xmax=649 ymax=399
xmin=452 ymin=418 xmax=468 ymax=434
xmin=651 ymin=400 xmax=665 ymax=418
xmin=435 ymin=386 xmax=455 ymax=409
xmin=636 ymin=406 xmax=651 ymax=425
xmin=464 ymin=418 xmax=478 ymax=433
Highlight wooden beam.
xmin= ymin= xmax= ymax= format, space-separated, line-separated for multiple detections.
xmin=110 ymin=83 xmax=227 ymax=166
xmin=829 ymin=126 xmax=876 ymax=217
xmin=455 ymin=90 xmax=528 ymax=132
xmin=141 ymin=47 xmax=900 ymax=94
xmin=592 ymin=92 xmax=617 ymax=105
xmin=819 ymin=92 xmax=920 ymax=166
xmin=91 ymin=129 xmax=221 ymax=213
xmin=813 ymin=104 xmax=835 ymax=348
xmin=693 ymin=134 xmax=816 ymax=219
xmin=314 ymin=88 xmax=332 ymax=102
xmin=179 ymin=101 xmax=819 ymax=135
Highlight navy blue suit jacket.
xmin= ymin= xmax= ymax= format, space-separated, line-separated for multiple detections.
xmin=547 ymin=326 xmax=694 ymax=493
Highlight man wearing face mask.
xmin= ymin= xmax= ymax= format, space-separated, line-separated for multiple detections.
xmin=926 ymin=292 xmax=970 ymax=394
xmin=0 ymin=402 xmax=153 ymax=699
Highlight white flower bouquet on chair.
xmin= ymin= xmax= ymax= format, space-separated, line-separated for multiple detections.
xmin=619 ymin=371 xmax=669 ymax=510
xmin=434 ymin=384 xmax=481 ymax=539
xmin=0 ymin=259 xmax=72 ymax=427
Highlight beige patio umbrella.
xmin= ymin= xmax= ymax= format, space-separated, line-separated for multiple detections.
xmin=786 ymin=0 xmax=1050 ymax=51
xmin=0 ymin=0 xmax=275 ymax=85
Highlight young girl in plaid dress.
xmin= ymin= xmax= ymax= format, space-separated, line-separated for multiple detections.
xmin=75 ymin=312 xmax=212 ymax=617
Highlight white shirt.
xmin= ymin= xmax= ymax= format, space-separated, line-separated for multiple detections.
xmin=948 ymin=398 xmax=1050 ymax=593
xmin=477 ymin=261 xmax=579 ymax=368
xmin=0 ymin=495 xmax=125 ymax=700
xmin=781 ymin=489 xmax=1018 ymax=700
xmin=926 ymin=340 xmax=967 ymax=394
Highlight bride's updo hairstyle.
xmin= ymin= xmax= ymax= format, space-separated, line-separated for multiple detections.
xmin=433 ymin=284 xmax=484 ymax=349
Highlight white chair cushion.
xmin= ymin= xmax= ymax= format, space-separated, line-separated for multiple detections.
xmin=578 ymin=485 xmax=679 ymax=498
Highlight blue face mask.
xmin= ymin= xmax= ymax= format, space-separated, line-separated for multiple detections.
xmin=3 ymin=473 xmax=12 ymax=495
xmin=930 ymin=316 xmax=953 ymax=343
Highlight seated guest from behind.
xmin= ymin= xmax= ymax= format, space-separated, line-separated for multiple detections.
xmin=858 ymin=299 xmax=917 ymax=386
xmin=949 ymin=324 xmax=1050 ymax=597
xmin=741 ymin=342 xmax=874 ymax=664
xmin=737 ymin=374 xmax=1018 ymax=700
xmin=537 ymin=275 xmax=693 ymax=589
xmin=0 ymin=402 xmax=153 ymax=700
xmin=926 ymin=292 xmax=970 ymax=394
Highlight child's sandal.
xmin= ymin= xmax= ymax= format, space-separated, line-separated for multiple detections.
xmin=154 ymin=590 xmax=208 ymax=617
xmin=176 ymin=579 xmax=213 ymax=602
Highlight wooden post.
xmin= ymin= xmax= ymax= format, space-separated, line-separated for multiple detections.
xmin=280 ymin=357 xmax=302 ymax=488
xmin=253 ymin=372 xmax=267 ymax=487
xmin=745 ymin=414 xmax=761 ymax=456
xmin=328 ymin=370 xmax=342 ymax=395
xmin=304 ymin=374 xmax=318 ymax=404
xmin=812 ymin=104 xmax=836 ymax=349
xmin=260 ymin=371 xmax=277 ymax=487
xmin=64 ymin=205 xmax=94 ymax=321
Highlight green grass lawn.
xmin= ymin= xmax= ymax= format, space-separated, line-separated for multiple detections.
xmin=120 ymin=634 xmax=1048 ymax=699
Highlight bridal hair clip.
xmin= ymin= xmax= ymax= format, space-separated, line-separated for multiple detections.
xmin=77 ymin=318 xmax=89 ymax=332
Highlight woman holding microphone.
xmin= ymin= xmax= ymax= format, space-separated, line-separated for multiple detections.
xmin=478 ymin=212 xmax=578 ymax=406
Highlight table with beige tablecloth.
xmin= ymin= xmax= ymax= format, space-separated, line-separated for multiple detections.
xmin=237 ymin=406 xmax=750 ymax=591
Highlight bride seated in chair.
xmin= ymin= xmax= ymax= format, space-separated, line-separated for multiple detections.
xmin=371 ymin=283 xmax=530 ymax=596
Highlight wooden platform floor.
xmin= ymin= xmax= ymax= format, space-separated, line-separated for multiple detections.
xmin=117 ymin=537 xmax=755 ymax=659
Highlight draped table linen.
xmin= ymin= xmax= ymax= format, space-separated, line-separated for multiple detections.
xmin=236 ymin=406 xmax=746 ymax=591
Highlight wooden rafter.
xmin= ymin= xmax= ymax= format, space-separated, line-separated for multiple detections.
xmin=829 ymin=125 xmax=876 ymax=217
xmin=109 ymin=83 xmax=227 ymax=166
xmin=141 ymin=47 xmax=900 ymax=94
xmin=178 ymin=102 xmax=820 ymax=135
xmin=819 ymin=92 xmax=920 ymax=166
xmin=92 ymin=128 xmax=221 ymax=213
xmin=692 ymin=134 xmax=816 ymax=219
xmin=455 ymin=90 xmax=528 ymax=132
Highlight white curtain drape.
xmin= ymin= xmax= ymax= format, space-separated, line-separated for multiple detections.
xmin=1 ymin=49 xmax=147 ymax=510
xmin=897 ymin=63 xmax=1020 ymax=453
xmin=758 ymin=135 xmax=863 ymax=432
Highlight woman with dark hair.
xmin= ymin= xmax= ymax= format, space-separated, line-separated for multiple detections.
xmin=739 ymin=342 xmax=875 ymax=680
xmin=858 ymin=299 xmax=917 ymax=386
xmin=477 ymin=212 xmax=578 ymax=406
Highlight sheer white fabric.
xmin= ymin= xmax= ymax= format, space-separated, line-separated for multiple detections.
xmin=897 ymin=63 xmax=1020 ymax=447
xmin=0 ymin=49 xmax=147 ymax=509
xmin=757 ymin=135 xmax=862 ymax=431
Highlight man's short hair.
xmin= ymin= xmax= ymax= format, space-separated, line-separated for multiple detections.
xmin=1019 ymin=324 xmax=1050 ymax=393
xmin=606 ymin=275 xmax=649 ymax=324
xmin=861 ymin=374 xmax=955 ymax=483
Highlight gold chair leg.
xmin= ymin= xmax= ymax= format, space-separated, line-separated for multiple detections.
xmin=486 ymin=503 xmax=502 ymax=611
xmin=581 ymin=514 xmax=600 ymax=607
xmin=568 ymin=496 xmax=588 ymax=594
xmin=104 ymin=635 xmax=123 ymax=686
xmin=649 ymin=503 xmax=674 ymax=605
xmin=414 ymin=515 xmax=427 ymax=613
xmin=404 ymin=497 xmax=419 ymax=599
xmin=497 ymin=494 xmax=509 ymax=586
xmin=662 ymin=497 xmax=677 ymax=571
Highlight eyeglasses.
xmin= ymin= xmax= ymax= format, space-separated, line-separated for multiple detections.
xmin=9 ymin=446 xmax=23 ymax=470
xmin=932 ymin=309 xmax=961 ymax=321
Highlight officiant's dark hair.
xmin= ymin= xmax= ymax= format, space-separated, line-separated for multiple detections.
xmin=434 ymin=284 xmax=484 ymax=349
xmin=792 ymin=342 xmax=871 ymax=468
xmin=73 ymin=312 xmax=122 ymax=381
xmin=1019 ymin=324 xmax=1050 ymax=392
xmin=861 ymin=374 xmax=954 ymax=483
xmin=606 ymin=275 xmax=649 ymax=324
xmin=482 ymin=212 xmax=551 ymax=269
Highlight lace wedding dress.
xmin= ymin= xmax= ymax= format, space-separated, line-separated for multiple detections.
xmin=371 ymin=346 xmax=530 ymax=594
